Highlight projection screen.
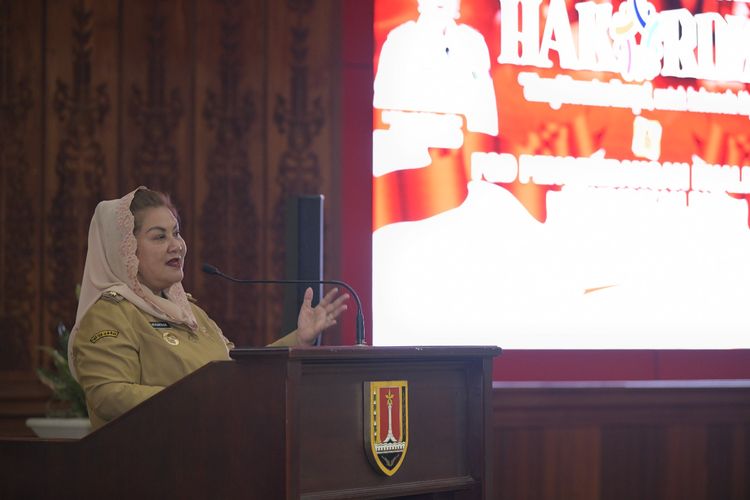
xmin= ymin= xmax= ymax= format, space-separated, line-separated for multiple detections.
xmin=372 ymin=0 xmax=750 ymax=348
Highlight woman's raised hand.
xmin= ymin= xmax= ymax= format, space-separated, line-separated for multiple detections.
xmin=296 ymin=287 xmax=350 ymax=345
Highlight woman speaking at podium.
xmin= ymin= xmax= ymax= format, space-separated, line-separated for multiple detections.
xmin=69 ymin=187 xmax=348 ymax=430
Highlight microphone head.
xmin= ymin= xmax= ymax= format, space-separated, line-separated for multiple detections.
xmin=202 ymin=263 xmax=219 ymax=275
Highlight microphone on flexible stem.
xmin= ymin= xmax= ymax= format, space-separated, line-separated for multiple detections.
xmin=202 ymin=263 xmax=367 ymax=346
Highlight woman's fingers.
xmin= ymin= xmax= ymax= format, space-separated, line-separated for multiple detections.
xmin=318 ymin=287 xmax=339 ymax=307
xmin=303 ymin=287 xmax=314 ymax=306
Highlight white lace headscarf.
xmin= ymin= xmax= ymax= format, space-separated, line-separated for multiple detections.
xmin=69 ymin=187 xmax=198 ymax=379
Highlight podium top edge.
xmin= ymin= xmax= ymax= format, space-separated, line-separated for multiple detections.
xmin=229 ymin=345 xmax=502 ymax=361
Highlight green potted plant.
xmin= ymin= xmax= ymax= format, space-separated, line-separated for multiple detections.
xmin=26 ymin=322 xmax=91 ymax=439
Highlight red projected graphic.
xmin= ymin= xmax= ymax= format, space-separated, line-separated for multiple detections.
xmin=373 ymin=0 xmax=750 ymax=349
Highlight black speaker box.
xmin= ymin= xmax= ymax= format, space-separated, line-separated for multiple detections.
xmin=282 ymin=195 xmax=324 ymax=336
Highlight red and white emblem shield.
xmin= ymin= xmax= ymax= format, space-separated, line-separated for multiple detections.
xmin=364 ymin=380 xmax=409 ymax=476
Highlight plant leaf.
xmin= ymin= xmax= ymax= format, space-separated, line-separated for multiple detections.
xmin=35 ymin=322 xmax=89 ymax=418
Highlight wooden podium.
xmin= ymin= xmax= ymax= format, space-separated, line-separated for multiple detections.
xmin=0 ymin=346 xmax=500 ymax=499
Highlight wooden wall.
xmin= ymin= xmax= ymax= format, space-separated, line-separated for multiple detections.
xmin=493 ymin=381 xmax=750 ymax=500
xmin=0 ymin=0 xmax=344 ymax=435
xmin=3 ymin=2 xmax=750 ymax=498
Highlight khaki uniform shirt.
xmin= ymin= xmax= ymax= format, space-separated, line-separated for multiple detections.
xmin=72 ymin=291 xmax=299 ymax=429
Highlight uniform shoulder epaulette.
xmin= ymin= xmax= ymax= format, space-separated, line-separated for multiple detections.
xmin=186 ymin=293 xmax=197 ymax=304
xmin=100 ymin=290 xmax=125 ymax=303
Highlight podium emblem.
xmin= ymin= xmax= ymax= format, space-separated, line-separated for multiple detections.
xmin=364 ymin=380 xmax=408 ymax=476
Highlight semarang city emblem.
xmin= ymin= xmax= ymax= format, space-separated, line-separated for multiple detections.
xmin=364 ymin=380 xmax=408 ymax=476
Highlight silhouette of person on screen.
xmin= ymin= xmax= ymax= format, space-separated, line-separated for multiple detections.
xmin=373 ymin=0 xmax=498 ymax=178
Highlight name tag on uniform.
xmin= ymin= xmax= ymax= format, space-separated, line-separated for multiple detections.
xmin=150 ymin=321 xmax=171 ymax=329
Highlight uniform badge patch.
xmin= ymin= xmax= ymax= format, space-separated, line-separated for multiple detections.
xmin=364 ymin=380 xmax=409 ymax=476
xmin=150 ymin=321 xmax=171 ymax=329
xmin=90 ymin=330 xmax=119 ymax=343
xmin=162 ymin=332 xmax=179 ymax=346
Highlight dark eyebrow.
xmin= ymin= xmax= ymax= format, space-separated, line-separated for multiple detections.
xmin=145 ymin=223 xmax=179 ymax=234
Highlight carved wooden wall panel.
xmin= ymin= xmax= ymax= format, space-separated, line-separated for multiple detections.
xmin=122 ymin=0 xmax=191 ymax=206
xmin=0 ymin=0 xmax=341 ymax=435
xmin=194 ymin=0 xmax=265 ymax=346
xmin=0 ymin=0 xmax=41 ymax=377
xmin=121 ymin=0 xmax=194 ymax=289
xmin=0 ymin=0 xmax=47 ymax=437
xmin=266 ymin=0 xmax=336 ymax=345
xmin=44 ymin=0 xmax=119 ymax=350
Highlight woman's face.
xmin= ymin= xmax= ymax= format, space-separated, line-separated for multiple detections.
xmin=135 ymin=206 xmax=186 ymax=294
